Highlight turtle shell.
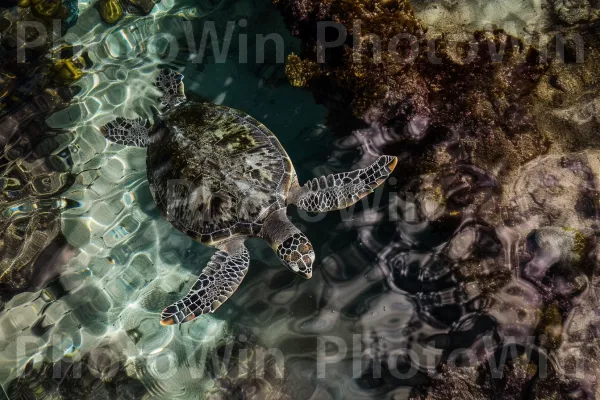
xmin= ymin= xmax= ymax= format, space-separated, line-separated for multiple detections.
xmin=147 ymin=102 xmax=294 ymax=245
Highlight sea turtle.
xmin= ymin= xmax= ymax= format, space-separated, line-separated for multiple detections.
xmin=101 ymin=69 xmax=397 ymax=326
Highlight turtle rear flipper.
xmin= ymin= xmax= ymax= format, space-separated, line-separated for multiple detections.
xmin=101 ymin=117 xmax=152 ymax=147
xmin=160 ymin=237 xmax=249 ymax=326
xmin=289 ymin=155 xmax=398 ymax=212
xmin=156 ymin=68 xmax=186 ymax=109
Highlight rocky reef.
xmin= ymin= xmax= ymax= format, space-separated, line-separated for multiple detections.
xmin=274 ymin=0 xmax=600 ymax=398
xmin=0 ymin=3 xmax=88 ymax=302
xmin=96 ymin=0 xmax=163 ymax=24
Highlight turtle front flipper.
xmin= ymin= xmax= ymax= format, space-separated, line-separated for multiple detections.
xmin=101 ymin=117 xmax=152 ymax=147
xmin=160 ymin=237 xmax=249 ymax=326
xmin=288 ymin=155 xmax=398 ymax=212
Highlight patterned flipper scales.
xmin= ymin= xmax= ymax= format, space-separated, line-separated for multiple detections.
xmin=100 ymin=68 xmax=185 ymax=147
xmin=155 ymin=68 xmax=186 ymax=109
xmin=101 ymin=117 xmax=152 ymax=147
xmin=291 ymin=155 xmax=398 ymax=212
xmin=160 ymin=238 xmax=250 ymax=326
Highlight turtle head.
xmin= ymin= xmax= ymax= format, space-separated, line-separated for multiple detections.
xmin=276 ymin=232 xmax=315 ymax=279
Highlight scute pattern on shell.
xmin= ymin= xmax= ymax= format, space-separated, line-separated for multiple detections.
xmin=147 ymin=102 xmax=293 ymax=244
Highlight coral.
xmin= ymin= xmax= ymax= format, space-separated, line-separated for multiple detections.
xmin=62 ymin=0 xmax=79 ymax=28
xmin=538 ymin=303 xmax=563 ymax=349
xmin=97 ymin=0 xmax=163 ymax=24
xmin=0 ymin=3 xmax=86 ymax=111
xmin=129 ymin=0 xmax=156 ymax=15
xmin=32 ymin=0 xmax=63 ymax=18
xmin=0 ymin=92 xmax=76 ymax=299
xmin=549 ymin=0 xmax=600 ymax=25
xmin=11 ymin=0 xmax=77 ymax=26
xmin=410 ymin=350 xmax=581 ymax=400
xmin=284 ymin=53 xmax=320 ymax=87
xmin=532 ymin=31 xmax=600 ymax=153
xmin=326 ymin=0 xmax=424 ymax=39
xmin=278 ymin=0 xmax=550 ymax=179
xmin=501 ymin=152 xmax=600 ymax=229
xmin=283 ymin=0 xmax=424 ymax=114
xmin=51 ymin=58 xmax=85 ymax=86
xmin=4 ymin=348 xmax=148 ymax=399
xmin=98 ymin=0 xmax=124 ymax=24
xmin=208 ymin=331 xmax=291 ymax=400
xmin=0 ymin=4 xmax=83 ymax=298
xmin=411 ymin=0 xmax=552 ymax=37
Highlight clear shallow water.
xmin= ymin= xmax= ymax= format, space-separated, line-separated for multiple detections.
xmin=1 ymin=0 xmax=600 ymax=399
xmin=0 ymin=0 xmax=339 ymax=397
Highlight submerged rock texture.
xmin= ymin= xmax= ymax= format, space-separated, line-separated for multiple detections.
xmin=275 ymin=0 xmax=600 ymax=398
xmin=0 ymin=3 xmax=87 ymax=300
xmin=279 ymin=1 xmax=555 ymax=186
